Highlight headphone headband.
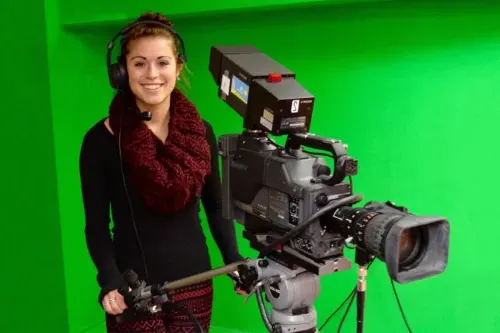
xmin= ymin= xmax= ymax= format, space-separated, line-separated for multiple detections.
xmin=106 ymin=18 xmax=187 ymax=90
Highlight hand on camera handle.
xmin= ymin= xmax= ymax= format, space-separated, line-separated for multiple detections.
xmin=103 ymin=265 xmax=249 ymax=317
xmin=102 ymin=288 xmax=132 ymax=315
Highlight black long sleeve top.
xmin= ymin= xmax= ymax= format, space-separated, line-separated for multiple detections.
xmin=79 ymin=118 xmax=243 ymax=301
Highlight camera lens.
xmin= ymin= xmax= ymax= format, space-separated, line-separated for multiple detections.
xmin=398 ymin=227 xmax=424 ymax=268
xmin=327 ymin=202 xmax=449 ymax=283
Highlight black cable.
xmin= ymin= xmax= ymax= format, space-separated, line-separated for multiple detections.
xmin=162 ymin=302 xmax=205 ymax=333
xmin=118 ymin=111 xmax=151 ymax=284
xmin=320 ymin=261 xmax=414 ymax=333
xmin=258 ymin=194 xmax=363 ymax=258
xmin=319 ymin=260 xmax=374 ymax=331
xmin=337 ymin=288 xmax=356 ymax=333
xmin=390 ymin=279 xmax=413 ymax=333
xmin=318 ymin=287 xmax=355 ymax=331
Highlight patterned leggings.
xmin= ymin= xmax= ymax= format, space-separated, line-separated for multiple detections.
xmin=106 ymin=280 xmax=213 ymax=333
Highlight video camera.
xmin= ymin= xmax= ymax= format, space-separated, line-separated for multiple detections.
xmin=209 ymin=45 xmax=450 ymax=333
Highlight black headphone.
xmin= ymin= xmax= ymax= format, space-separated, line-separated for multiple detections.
xmin=106 ymin=19 xmax=188 ymax=91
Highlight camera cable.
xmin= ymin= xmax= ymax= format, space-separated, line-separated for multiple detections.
xmin=318 ymin=261 xmax=413 ymax=332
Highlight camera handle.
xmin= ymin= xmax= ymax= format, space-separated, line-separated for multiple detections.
xmin=285 ymin=133 xmax=358 ymax=186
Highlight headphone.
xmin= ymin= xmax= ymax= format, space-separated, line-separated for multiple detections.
xmin=106 ymin=19 xmax=188 ymax=91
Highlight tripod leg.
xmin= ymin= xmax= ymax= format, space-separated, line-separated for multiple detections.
xmin=356 ymin=265 xmax=367 ymax=333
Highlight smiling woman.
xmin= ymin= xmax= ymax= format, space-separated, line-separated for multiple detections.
xmin=119 ymin=15 xmax=184 ymax=128
xmin=78 ymin=11 xmax=245 ymax=333
xmin=109 ymin=13 xmax=189 ymax=141
xmin=127 ymin=36 xmax=179 ymax=103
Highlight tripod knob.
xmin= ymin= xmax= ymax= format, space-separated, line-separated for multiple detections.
xmin=271 ymin=323 xmax=283 ymax=333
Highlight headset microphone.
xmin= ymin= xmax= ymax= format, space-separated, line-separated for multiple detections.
xmin=138 ymin=110 xmax=152 ymax=121
xmin=127 ymin=106 xmax=152 ymax=121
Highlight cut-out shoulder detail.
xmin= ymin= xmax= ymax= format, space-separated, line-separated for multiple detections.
xmin=103 ymin=117 xmax=114 ymax=135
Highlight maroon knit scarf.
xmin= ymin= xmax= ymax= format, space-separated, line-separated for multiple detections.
xmin=108 ymin=88 xmax=211 ymax=214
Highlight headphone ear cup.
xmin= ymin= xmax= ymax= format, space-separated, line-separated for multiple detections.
xmin=108 ymin=63 xmax=128 ymax=90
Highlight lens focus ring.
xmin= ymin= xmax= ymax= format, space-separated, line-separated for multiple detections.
xmin=363 ymin=214 xmax=391 ymax=258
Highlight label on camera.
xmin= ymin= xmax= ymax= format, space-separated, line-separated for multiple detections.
xmin=252 ymin=204 xmax=268 ymax=219
xmin=281 ymin=116 xmax=306 ymax=129
xmin=221 ymin=74 xmax=230 ymax=96
xmin=269 ymin=189 xmax=288 ymax=225
xmin=291 ymin=99 xmax=300 ymax=113
xmin=260 ymin=117 xmax=272 ymax=131
xmin=260 ymin=108 xmax=274 ymax=131
xmin=263 ymin=108 xmax=274 ymax=123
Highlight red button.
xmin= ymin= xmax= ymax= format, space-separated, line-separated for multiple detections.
xmin=267 ymin=72 xmax=282 ymax=83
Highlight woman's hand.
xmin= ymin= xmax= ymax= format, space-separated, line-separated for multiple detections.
xmin=102 ymin=289 xmax=128 ymax=315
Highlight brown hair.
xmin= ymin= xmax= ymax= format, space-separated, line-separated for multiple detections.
xmin=120 ymin=12 xmax=191 ymax=92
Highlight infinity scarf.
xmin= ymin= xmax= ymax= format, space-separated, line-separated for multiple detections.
xmin=108 ymin=88 xmax=211 ymax=214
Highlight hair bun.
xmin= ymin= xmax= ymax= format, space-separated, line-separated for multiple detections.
xmin=136 ymin=12 xmax=174 ymax=27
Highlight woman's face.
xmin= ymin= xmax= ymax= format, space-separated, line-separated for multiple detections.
xmin=125 ymin=35 xmax=182 ymax=108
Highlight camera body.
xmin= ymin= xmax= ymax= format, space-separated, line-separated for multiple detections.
xmin=211 ymin=45 xmax=450 ymax=284
xmin=218 ymin=132 xmax=354 ymax=269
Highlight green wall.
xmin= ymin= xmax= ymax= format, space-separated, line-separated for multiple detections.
xmin=59 ymin=0 xmax=391 ymax=27
xmin=23 ymin=0 xmax=500 ymax=332
xmin=0 ymin=0 xmax=69 ymax=332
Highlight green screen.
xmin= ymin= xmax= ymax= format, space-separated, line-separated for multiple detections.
xmin=6 ymin=0 xmax=499 ymax=332
xmin=0 ymin=0 xmax=68 ymax=332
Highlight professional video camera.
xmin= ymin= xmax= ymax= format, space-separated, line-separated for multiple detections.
xmin=209 ymin=45 xmax=450 ymax=333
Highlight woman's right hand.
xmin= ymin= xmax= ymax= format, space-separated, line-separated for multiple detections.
xmin=102 ymin=289 xmax=128 ymax=315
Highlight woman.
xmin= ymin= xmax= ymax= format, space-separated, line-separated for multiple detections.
xmin=79 ymin=11 xmax=244 ymax=333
